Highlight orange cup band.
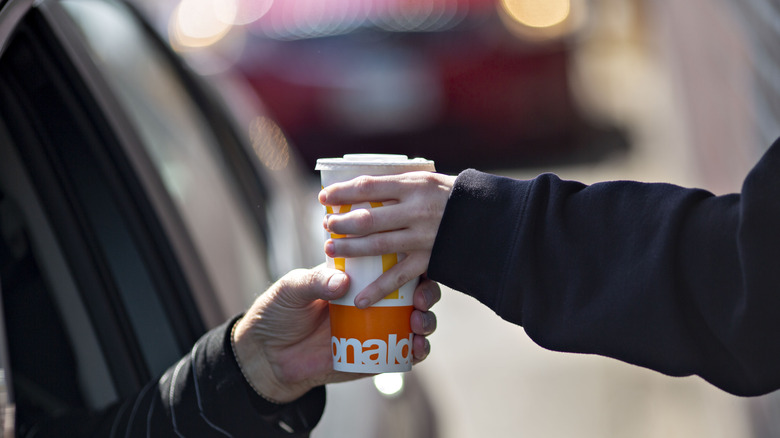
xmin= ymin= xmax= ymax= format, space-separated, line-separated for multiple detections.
xmin=329 ymin=304 xmax=413 ymax=369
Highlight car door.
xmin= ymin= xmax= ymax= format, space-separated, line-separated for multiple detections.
xmin=0 ymin=0 xmax=288 ymax=434
xmin=0 ymin=3 xmax=196 ymax=434
xmin=0 ymin=0 xmax=437 ymax=436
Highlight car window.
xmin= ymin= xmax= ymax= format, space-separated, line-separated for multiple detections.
xmin=61 ymin=0 xmax=270 ymax=312
xmin=0 ymin=1 xmax=282 ymax=431
xmin=0 ymin=7 xmax=180 ymax=402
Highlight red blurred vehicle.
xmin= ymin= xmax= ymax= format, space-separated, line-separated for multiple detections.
xmin=234 ymin=0 xmax=628 ymax=173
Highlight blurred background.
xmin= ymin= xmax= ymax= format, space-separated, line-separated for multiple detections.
xmin=126 ymin=0 xmax=776 ymax=436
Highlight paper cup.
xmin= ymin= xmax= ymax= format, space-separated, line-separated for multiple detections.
xmin=316 ymin=154 xmax=435 ymax=373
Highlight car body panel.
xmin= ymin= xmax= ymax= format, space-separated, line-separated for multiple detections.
xmin=0 ymin=0 xmax=434 ymax=436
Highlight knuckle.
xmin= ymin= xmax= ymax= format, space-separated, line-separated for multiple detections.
xmin=283 ymin=268 xmax=308 ymax=283
xmin=354 ymin=175 xmax=376 ymax=195
xmin=298 ymin=267 xmax=323 ymax=289
xmin=392 ymin=269 xmax=414 ymax=288
xmin=356 ymin=209 xmax=374 ymax=230
xmin=417 ymin=199 xmax=441 ymax=222
xmin=277 ymin=268 xmax=307 ymax=292
xmin=370 ymin=234 xmax=389 ymax=253
xmin=405 ymin=229 xmax=425 ymax=247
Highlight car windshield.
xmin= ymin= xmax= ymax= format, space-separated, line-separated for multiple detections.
xmin=60 ymin=0 xmax=269 ymax=310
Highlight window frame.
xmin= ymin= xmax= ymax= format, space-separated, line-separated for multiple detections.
xmin=41 ymin=0 xmax=278 ymax=326
xmin=0 ymin=2 xmax=208 ymax=399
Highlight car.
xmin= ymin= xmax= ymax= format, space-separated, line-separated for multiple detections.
xmin=222 ymin=0 xmax=629 ymax=174
xmin=0 ymin=0 xmax=435 ymax=436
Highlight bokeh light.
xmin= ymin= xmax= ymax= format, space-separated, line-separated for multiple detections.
xmin=373 ymin=373 xmax=405 ymax=397
xmin=214 ymin=0 xmax=273 ymax=26
xmin=170 ymin=0 xmax=233 ymax=48
xmin=500 ymin=0 xmax=570 ymax=29
xmin=251 ymin=0 xmax=469 ymax=40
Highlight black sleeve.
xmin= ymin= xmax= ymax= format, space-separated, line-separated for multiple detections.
xmin=428 ymin=137 xmax=780 ymax=397
xmin=32 ymin=316 xmax=326 ymax=437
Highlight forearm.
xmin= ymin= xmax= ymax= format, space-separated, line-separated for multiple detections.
xmin=32 ymin=317 xmax=325 ymax=437
xmin=148 ymin=316 xmax=326 ymax=436
xmin=430 ymin=138 xmax=780 ymax=396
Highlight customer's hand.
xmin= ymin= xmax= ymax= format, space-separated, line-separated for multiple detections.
xmin=232 ymin=267 xmax=440 ymax=403
xmin=319 ymin=171 xmax=455 ymax=308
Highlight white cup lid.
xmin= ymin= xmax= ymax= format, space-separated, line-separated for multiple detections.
xmin=342 ymin=154 xmax=409 ymax=162
xmin=315 ymin=154 xmax=433 ymax=170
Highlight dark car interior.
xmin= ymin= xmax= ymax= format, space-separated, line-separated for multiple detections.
xmin=0 ymin=8 xmax=203 ymax=434
xmin=0 ymin=195 xmax=86 ymax=433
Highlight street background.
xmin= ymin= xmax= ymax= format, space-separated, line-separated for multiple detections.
xmin=132 ymin=0 xmax=773 ymax=435
xmin=319 ymin=0 xmax=765 ymax=436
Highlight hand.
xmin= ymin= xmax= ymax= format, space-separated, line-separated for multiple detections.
xmin=232 ymin=267 xmax=440 ymax=403
xmin=319 ymin=171 xmax=455 ymax=308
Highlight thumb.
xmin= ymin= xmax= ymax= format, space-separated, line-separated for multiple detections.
xmin=275 ymin=268 xmax=350 ymax=306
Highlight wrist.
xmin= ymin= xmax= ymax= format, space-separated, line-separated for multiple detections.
xmin=231 ymin=316 xmax=299 ymax=404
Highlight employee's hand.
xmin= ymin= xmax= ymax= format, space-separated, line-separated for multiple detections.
xmin=319 ymin=171 xmax=455 ymax=308
xmin=232 ymin=267 xmax=440 ymax=403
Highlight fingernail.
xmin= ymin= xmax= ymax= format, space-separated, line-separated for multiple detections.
xmin=415 ymin=338 xmax=430 ymax=361
xmin=421 ymin=313 xmax=431 ymax=333
xmin=423 ymin=284 xmax=434 ymax=308
xmin=324 ymin=240 xmax=335 ymax=257
xmin=356 ymin=298 xmax=370 ymax=309
xmin=328 ymin=273 xmax=347 ymax=292
xmin=412 ymin=311 xmax=423 ymax=331
xmin=318 ymin=190 xmax=328 ymax=204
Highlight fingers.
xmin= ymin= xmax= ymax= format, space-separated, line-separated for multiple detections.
xmin=319 ymin=174 xmax=412 ymax=206
xmin=353 ymin=253 xmax=430 ymax=308
xmin=411 ymin=295 xmax=436 ymax=363
xmin=411 ymin=309 xmax=437 ymax=336
xmin=276 ymin=268 xmax=350 ymax=306
xmin=323 ymin=203 xmax=408 ymax=237
xmin=324 ymin=229 xmax=421 ymax=259
xmin=413 ymin=335 xmax=431 ymax=363
xmin=413 ymin=278 xmax=441 ymax=312
xmin=411 ymin=279 xmax=438 ymax=363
